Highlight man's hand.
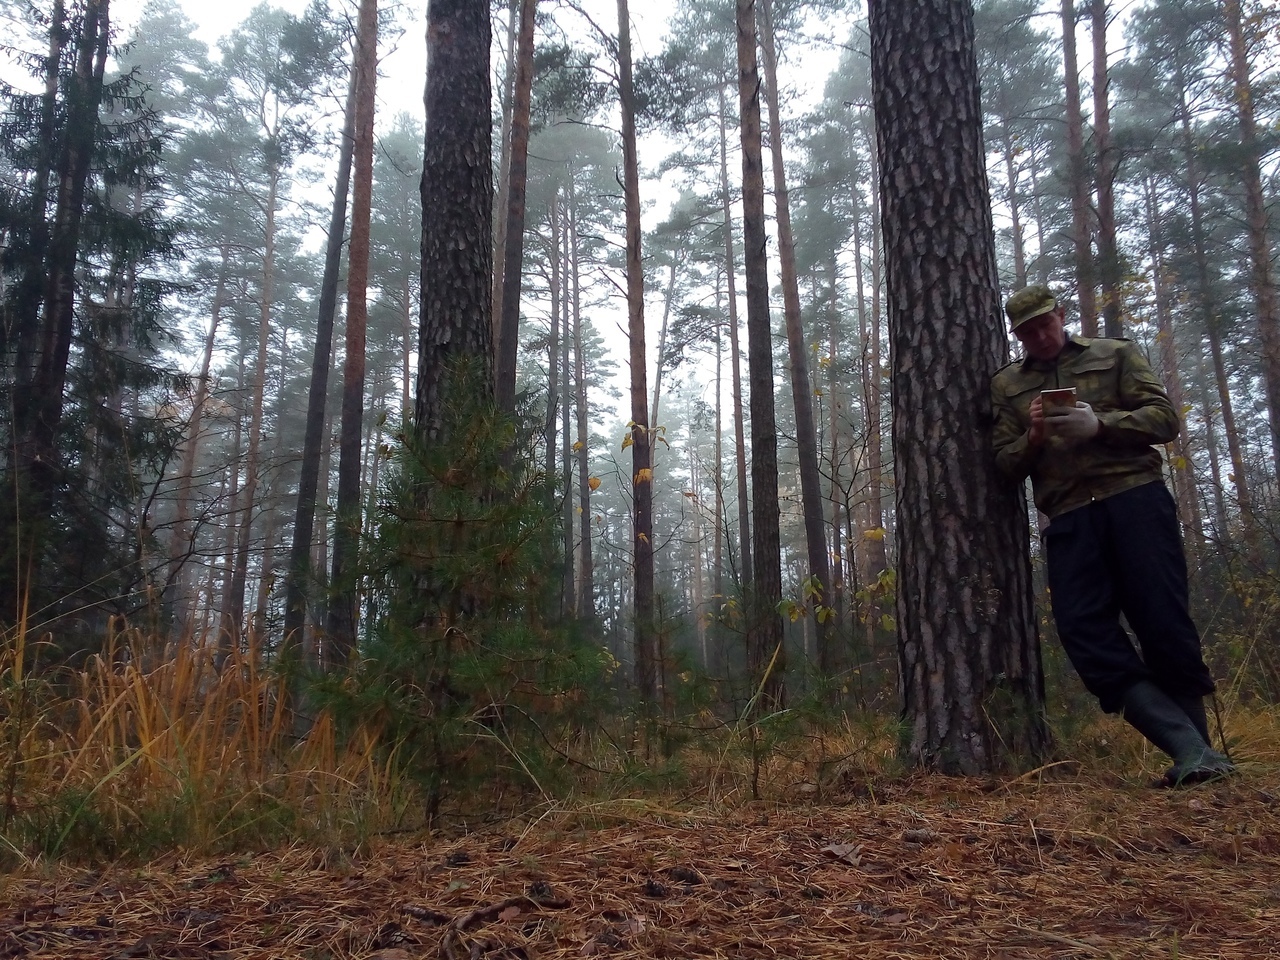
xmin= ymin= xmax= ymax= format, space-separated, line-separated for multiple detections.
xmin=1027 ymin=395 xmax=1047 ymax=447
xmin=1045 ymin=400 xmax=1100 ymax=441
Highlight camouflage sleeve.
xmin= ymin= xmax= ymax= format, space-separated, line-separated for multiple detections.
xmin=991 ymin=377 xmax=1040 ymax=481
xmin=1095 ymin=341 xmax=1179 ymax=446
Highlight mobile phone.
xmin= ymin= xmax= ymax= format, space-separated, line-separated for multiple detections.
xmin=1040 ymin=387 xmax=1078 ymax=411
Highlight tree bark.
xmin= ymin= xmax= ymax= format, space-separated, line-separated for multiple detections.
xmin=757 ymin=0 xmax=832 ymax=671
xmin=616 ymin=0 xmax=656 ymax=704
xmin=1223 ymin=0 xmax=1280 ymax=475
xmin=569 ymin=174 xmax=594 ymax=618
xmin=718 ymin=81 xmax=752 ymax=589
xmin=1091 ymin=0 xmax=1123 ymax=337
xmin=869 ymin=0 xmax=1048 ymax=773
xmin=1061 ymin=0 xmax=1097 ymax=336
xmin=326 ymin=0 xmax=377 ymax=667
xmin=495 ymin=0 xmax=537 ymax=414
xmin=283 ymin=62 xmax=358 ymax=653
xmin=416 ymin=0 xmax=494 ymax=439
xmin=736 ymin=0 xmax=785 ymax=709
xmin=1142 ymin=176 xmax=1203 ymax=560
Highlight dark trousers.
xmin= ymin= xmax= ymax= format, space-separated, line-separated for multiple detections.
xmin=1044 ymin=481 xmax=1214 ymax=713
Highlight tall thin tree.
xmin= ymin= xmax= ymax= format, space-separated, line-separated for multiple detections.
xmin=736 ymin=0 xmax=785 ymax=707
xmin=326 ymin=0 xmax=378 ymax=666
xmin=615 ymin=0 xmax=656 ymax=703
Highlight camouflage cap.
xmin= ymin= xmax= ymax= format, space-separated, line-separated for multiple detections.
xmin=1004 ymin=285 xmax=1057 ymax=330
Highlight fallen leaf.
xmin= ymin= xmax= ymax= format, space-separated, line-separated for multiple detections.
xmin=499 ymin=905 xmax=522 ymax=922
xmin=821 ymin=842 xmax=862 ymax=866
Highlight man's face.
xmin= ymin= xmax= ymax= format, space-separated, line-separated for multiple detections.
xmin=1014 ymin=307 xmax=1067 ymax=362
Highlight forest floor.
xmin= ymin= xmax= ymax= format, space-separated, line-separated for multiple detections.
xmin=3 ymin=765 xmax=1279 ymax=960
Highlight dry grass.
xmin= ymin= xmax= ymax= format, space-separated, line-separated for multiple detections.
xmin=0 ymin=623 xmax=409 ymax=861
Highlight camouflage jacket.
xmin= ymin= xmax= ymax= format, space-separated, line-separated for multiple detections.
xmin=990 ymin=335 xmax=1178 ymax=518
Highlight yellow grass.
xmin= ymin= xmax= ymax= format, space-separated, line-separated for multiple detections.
xmin=0 ymin=622 xmax=412 ymax=863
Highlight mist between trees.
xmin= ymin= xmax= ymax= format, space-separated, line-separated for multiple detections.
xmin=0 ymin=0 xmax=1278 ymax=828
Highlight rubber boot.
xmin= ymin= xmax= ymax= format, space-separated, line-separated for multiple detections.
xmin=1170 ymin=692 xmax=1211 ymax=745
xmin=1120 ymin=681 xmax=1234 ymax=787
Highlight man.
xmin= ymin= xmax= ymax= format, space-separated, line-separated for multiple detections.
xmin=991 ymin=285 xmax=1233 ymax=786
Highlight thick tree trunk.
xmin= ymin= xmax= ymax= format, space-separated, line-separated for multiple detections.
xmin=282 ymin=64 xmax=358 ymax=652
xmin=416 ymin=0 xmax=494 ymax=439
xmin=1091 ymin=0 xmax=1123 ymax=337
xmin=616 ymin=0 xmax=656 ymax=703
xmin=1061 ymin=0 xmax=1097 ymax=336
xmin=326 ymin=0 xmax=378 ymax=667
xmin=736 ymin=0 xmax=785 ymax=709
xmin=869 ymin=0 xmax=1048 ymax=773
xmin=1223 ymin=0 xmax=1280 ymax=475
xmin=758 ymin=0 xmax=832 ymax=670
xmin=718 ymin=81 xmax=752 ymax=589
xmin=495 ymin=0 xmax=537 ymax=414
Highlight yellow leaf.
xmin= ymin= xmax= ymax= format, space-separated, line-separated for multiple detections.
xmin=573 ymin=440 xmax=585 ymax=452
xmin=864 ymin=527 xmax=886 ymax=542
xmin=576 ymin=506 xmax=583 ymax=514
xmin=621 ymin=435 xmax=633 ymax=451
xmin=588 ymin=476 xmax=602 ymax=491
xmin=638 ymin=532 xmax=649 ymax=544
xmin=635 ymin=468 xmax=653 ymax=484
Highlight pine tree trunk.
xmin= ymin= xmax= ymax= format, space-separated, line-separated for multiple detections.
xmin=490 ymin=0 xmax=519 ymax=348
xmin=827 ymin=250 xmax=847 ymax=634
xmin=1223 ymin=0 xmax=1280 ymax=475
xmin=221 ymin=169 xmax=279 ymax=654
xmin=1091 ymin=0 xmax=1123 ymax=337
xmin=616 ymin=0 xmax=656 ymax=704
xmin=758 ymin=0 xmax=832 ymax=671
xmin=570 ymin=176 xmax=594 ymax=619
xmin=282 ymin=62 xmax=358 ymax=652
xmin=495 ymin=0 xmax=537 ymax=414
xmin=416 ymin=0 xmax=494 ymax=439
xmin=650 ymin=257 xmax=679 ymax=430
xmin=166 ymin=250 xmax=228 ymax=629
xmin=861 ymin=127 xmax=889 ymax=581
xmin=326 ymin=0 xmax=377 ymax=667
xmin=1143 ymin=177 xmax=1203 ymax=559
xmin=736 ymin=0 xmax=785 ymax=709
xmin=1175 ymin=104 xmax=1257 ymax=547
xmin=1061 ymin=0 xmax=1097 ymax=336
xmin=718 ymin=81 xmax=753 ymax=589
xmin=869 ymin=0 xmax=1048 ymax=773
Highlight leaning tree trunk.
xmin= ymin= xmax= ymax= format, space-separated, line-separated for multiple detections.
xmin=869 ymin=0 xmax=1049 ymax=774
xmin=1091 ymin=0 xmax=1123 ymax=338
xmin=416 ymin=0 xmax=494 ymax=439
xmin=326 ymin=0 xmax=377 ymax=667
xmin=758 ymin=0 xmax=832 ymax=671
xmin=1223 ymin=0 xmax=1280 ymax=476
xmin=1061 ymin=0 xmax=1097 ymax=336
xmin=736 ymin=0 xmax=785 ymax=709
xmin=494 ymin=0 xmax=537 ymax=414
xmin=282 ymin=63 xmax=358 ymax=653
